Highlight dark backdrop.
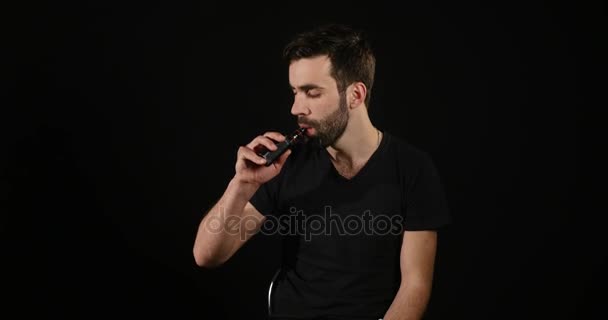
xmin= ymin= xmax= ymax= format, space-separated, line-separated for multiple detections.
xmin=3 ymin=1 xmax=602 ymax=319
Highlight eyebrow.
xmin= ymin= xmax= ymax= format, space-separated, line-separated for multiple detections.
xmin=290 ymin=84 xmax=325 ymax=92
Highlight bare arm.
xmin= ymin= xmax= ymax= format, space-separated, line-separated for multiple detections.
xmin=383 ymin=230 xmax=438 ymax=320
xmin=193 ymin=178 xmax=265 ymax=267
xmin=193 ymin=131 xmax=291 ymax=268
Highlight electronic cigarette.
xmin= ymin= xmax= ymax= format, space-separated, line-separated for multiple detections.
xmin=255 ymin=127 xmax=308 ymax=166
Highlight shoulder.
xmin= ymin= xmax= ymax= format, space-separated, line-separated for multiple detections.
xmin=382 ymin=132 xmax=445 ymax=191
xmin=384 ymin=131 xmax=434 ymax=169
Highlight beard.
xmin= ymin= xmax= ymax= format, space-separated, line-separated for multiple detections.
xmin=299 ymin=93 xmax=349 ymax=148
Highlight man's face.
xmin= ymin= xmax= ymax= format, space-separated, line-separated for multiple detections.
xmin=289 ymin=56 xmax=349 ymax=148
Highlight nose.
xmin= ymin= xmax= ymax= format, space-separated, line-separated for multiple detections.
xmin=290 ymin=94 xmax=310 ymax=117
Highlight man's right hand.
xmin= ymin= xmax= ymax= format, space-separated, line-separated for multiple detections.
xmin=234 ymin=131 xmax=292 ymax=186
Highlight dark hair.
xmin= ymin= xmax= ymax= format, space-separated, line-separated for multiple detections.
xmin=283 ymin=24 xmax=376 ymax=108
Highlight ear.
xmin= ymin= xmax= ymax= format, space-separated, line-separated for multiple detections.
xmin=348 ymin=82 xmax=368 ymax=109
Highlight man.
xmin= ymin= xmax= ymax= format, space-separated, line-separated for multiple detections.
xmin=193 ymin=24 xmax=451 ymax=320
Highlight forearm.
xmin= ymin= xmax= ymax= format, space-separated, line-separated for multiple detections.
xmin=382 ymin=282 xmax=431 ymax=320
xmin=193 ymin=176 xmax=262 ymax=267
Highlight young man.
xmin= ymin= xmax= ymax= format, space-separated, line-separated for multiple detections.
xmin=193 ymin=24 xmax=451 ymax=320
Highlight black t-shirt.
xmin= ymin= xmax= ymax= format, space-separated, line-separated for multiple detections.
xmin=250 ymin=130 xmax=451 ymax=319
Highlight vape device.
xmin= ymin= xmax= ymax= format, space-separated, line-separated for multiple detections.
xmin=255 ymin=127 xmax=308 ymax=166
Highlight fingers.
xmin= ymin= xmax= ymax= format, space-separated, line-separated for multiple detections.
xmin=263 ymin=132 xmax=286 ymax=143
xmin=238 ymin=146 xmax=267 ymax=165
xmin=246 ymin=134 xmax=281 ymax=152
xmin=238 ymin=132 xmax=288 ymax=168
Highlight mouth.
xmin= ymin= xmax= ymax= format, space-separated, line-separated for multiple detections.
xmin=298 ymin=123 xmax=314 ymax=136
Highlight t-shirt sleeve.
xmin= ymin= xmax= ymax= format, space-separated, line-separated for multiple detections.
xmin=249 ymin=174 xmax=281 ymax=218
xmin=403 ymin=151 xmax=452 ymax=231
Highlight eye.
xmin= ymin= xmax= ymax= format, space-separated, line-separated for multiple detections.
xmin=306 ymin=90 xmax=321 ymax=98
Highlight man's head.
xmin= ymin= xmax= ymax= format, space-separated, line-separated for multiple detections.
xmin=283 ymin=24 xmax=376 ymax=147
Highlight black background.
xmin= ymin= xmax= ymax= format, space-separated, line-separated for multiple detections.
xmin=3 ymin=1 xmax=603 ymax=319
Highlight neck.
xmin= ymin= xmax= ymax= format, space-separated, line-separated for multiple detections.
xmin=326 ymin=109 xmax=381 ymax=165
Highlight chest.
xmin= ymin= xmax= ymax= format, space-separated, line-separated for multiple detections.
xmin=278 ymin=147 xmax=408 ymax=222
xmin=278 ymin=180 xmax=405 ymax=269
xmin=331 ymin=160 xmax=367 ymax=180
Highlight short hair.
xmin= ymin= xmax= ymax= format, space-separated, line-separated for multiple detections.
xmin=283 ymin=24 xmax=376 ymax=108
